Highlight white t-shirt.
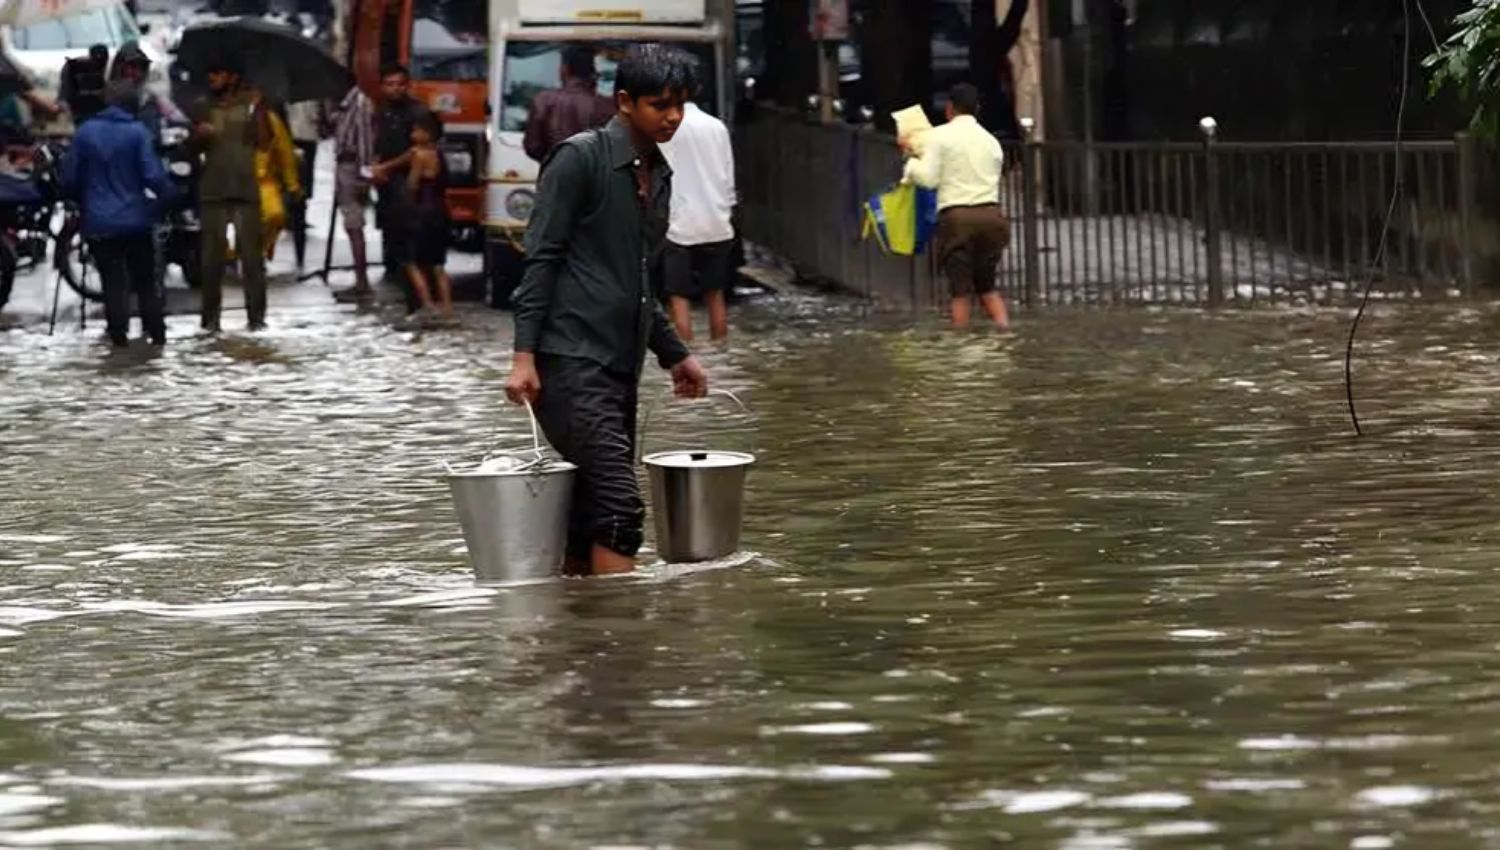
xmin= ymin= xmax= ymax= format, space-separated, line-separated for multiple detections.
xmin=659 ymin=102 xmax=736 ymax=246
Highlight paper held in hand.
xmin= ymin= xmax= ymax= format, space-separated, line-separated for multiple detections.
xmin=892 ymin=105 xmax=933 ymax=155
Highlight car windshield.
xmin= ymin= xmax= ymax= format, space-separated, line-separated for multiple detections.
xmin=11 ymin=6 xmax=139 ymax=51
xmin=410 ymin=0 xmax=486 ymax=83
xmin=501 ymin=41 xmax=717 ymax=134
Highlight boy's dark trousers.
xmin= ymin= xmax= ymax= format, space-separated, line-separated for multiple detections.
xmin=92 ymin=230 xmax=165 ymax=345
xmin=533 ymin=353 xmax=646 ymax=560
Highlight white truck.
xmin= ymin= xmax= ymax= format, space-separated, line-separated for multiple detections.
xmin=483 ymin=0 xmax=737 ymax=306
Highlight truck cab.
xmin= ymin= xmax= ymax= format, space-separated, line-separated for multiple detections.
xmin=484 ymin=0 xmax=735 ymax=307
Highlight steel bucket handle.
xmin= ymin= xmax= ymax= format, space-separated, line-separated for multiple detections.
xmin=636 ymin=388 xmax=751 ymax=464
xmin=445 ymin=400 xmax=550 ymax=475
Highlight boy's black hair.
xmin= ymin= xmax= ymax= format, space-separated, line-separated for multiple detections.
xmin=614 ymin=44 xmax=697 ymax=101
xmin=562 ymin=44 xmax=597 ymax=81
xmin=380 ymin=62 xmax=410 ymax=80
xmin=949 ymin=82 xmax=981 ymax=116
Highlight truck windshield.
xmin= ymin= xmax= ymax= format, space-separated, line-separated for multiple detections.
xmin=501 ymin=41 xmax=717 ymax=134
xmin=11 ymin=6 xmax=139 ymax=51
xmin=410 ymin=0 xmax=486 ymax=82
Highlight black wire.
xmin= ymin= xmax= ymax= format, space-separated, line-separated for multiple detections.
xmin=1345 ymin=0 xmax=1412 ymax=437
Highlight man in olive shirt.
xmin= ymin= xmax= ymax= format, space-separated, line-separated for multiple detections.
xmin=505 ymin=45 xmax=708 ymax=577
xmin=194 ymin=58 xmax=268 ymax=332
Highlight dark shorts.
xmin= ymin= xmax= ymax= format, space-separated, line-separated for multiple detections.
xmin=936 ymin=205 xmax=1010 ymax=297
xmin=663 ymin=239 xmax=735 ymax=299
xmin=406 ymin=220 xmax=449 ymax=268
xmin=533 ymin=354 xmax=644 ymax=560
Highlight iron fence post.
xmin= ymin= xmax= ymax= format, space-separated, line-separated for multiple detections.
xmin=1457 ymin=131 xmax=1477 ymax=298
xmin=1020 ymin=118 xmax=1041 ymax=308
xmin=1201 ymin=117 xmax=1225 ymax=307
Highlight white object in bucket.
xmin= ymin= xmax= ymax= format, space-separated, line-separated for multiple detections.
xmin=645 ymin=450 xmax=754 ymax=564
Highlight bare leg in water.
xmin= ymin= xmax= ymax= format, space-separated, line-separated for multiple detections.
xmin=591 ymin=544 xmax=634 ymax=575
xmin=979 ymin=292 xmax=1010 ymax=330
xmin=670 ymin=295 xmax=694 ymax=342
xmin=950 ymin=296 xmax=971 ymax=328
xmin=348 ymin=226 xmax=370 ymax=294
xmin=432 ymin=265 xmax=454 ymax=320
xmin=705 ymin=289 xmax=729 ymax=342
xmin=404 ymin=263 xmax=436 ymax=312
xmin=951 ymin=294 xmax=1010 ymax=330
xmin=562 ymin=545 xmax=633 ymax=577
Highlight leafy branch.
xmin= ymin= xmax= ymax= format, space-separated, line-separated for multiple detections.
xmin=1426 ymin=0 xmax=1500 ymax=138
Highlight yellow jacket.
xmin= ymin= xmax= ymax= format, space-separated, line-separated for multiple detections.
xmin=256 ymin=110 xmax=300 ymax=228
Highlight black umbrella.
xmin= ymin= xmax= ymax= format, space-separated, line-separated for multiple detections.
xmin=174 ymin=17 xmax=351 ymax=104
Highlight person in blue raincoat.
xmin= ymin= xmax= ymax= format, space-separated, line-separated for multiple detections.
xmin=60 ymin=82 xmax=176 ymax=348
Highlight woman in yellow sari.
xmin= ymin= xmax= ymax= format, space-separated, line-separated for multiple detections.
xmin=250 ymin=88 xmax=302 ymax=261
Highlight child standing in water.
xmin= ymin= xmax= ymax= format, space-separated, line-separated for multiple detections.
xmin=403 ymin=113 xmax=454 ymax=326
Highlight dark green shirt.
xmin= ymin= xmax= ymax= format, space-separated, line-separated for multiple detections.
xmin=513 ymin=118 xmax=690 ymax=376
xmin=198 ymin=93 xmax=259 ymax=204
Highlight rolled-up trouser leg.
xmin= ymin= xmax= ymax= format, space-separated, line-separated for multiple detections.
xmin=533 ymin=354 xmax=644 ymax=561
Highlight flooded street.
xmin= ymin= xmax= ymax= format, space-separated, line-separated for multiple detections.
xmin=5 ymin=297 xmax=1500 ymax=847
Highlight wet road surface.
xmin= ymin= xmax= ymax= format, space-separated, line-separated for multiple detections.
xmin=4 ymin=297 xmax=1500 ymax=847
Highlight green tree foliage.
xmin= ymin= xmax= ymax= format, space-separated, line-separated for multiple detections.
xmin=1427 ymin=1 xmax=1500 ymax=138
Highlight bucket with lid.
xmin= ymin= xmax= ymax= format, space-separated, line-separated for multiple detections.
xmin=641 ymin=390 xmax=755 ymax=563
xmin=446 ymin=402 xmax=575 ymax=582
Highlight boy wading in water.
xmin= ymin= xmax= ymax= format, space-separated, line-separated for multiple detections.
xmin=505 ymin=45 xmax=709 ymax=577
xmin=402 ymin=113 xmax=455 ymax=326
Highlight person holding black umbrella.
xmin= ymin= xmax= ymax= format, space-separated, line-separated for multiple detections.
xmin=193 ymin=56 xmax=270 ymax=333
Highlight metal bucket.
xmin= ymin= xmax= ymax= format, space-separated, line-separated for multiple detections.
xmin=644 ymin=450 xmax=755 ymax=563
xmin=447 ymin=459 xmax=576 ymax=582
xmin=447 ymin=402 xmax=574 ymax=582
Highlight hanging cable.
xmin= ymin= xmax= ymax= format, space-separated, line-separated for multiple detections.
xmin=1345 ymin=0 xmax=1414 ymax=437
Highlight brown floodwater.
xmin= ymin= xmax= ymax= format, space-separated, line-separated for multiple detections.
xmin=3 ymin=296 xmax=1500 ymax=848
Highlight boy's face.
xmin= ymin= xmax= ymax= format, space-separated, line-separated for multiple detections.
xmin=617 ymin=88 xmax=686 ymax=145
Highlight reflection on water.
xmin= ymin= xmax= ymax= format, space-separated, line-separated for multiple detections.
xmin=3 ymin=299 xmax=1500 ymax=846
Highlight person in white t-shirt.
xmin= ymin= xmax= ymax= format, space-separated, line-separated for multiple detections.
xmin=658 ymin=98 xmax=736 ymax=342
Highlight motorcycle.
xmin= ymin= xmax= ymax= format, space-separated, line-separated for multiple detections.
xmin=159 ymin=121 xmax=202 ymax=290
xmin=0 ymin=141 xmax=64 ymax=313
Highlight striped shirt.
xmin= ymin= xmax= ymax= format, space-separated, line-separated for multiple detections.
xmin=333 ymin=86 xmax=374 ymax=167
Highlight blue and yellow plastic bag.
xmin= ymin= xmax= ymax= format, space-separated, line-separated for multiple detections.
xmin=862 ymin=183 xmax=938 ymax=255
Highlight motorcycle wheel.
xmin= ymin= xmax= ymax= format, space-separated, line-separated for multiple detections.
xmin=55 ymin=215 xmax=104 ymax=303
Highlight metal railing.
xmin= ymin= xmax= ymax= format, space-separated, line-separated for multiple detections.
xmin=735 ymin=108 xmax=1479 ymax=308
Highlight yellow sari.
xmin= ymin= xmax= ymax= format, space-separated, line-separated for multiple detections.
xmin=256 ymin=110 xmax=301 ymax=260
